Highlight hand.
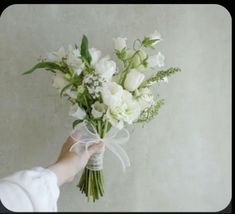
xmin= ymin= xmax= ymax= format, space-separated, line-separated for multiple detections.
xmin=48 ymin=135 xmax=104 ymax=186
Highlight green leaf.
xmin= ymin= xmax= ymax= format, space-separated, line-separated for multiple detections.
xmin=72 ymin=119 xmax=83 ymax=129
xmin=142 ymin=37 xmax=159 ymax=48
xmin=80 ymin=35 xmax=92 ymax=65
xmin=60 ymin=83 xmax=73 ymax=97
xmin=140 ymin=67 xmax=181 ymax=88
xmin=22 ymin=62 xmax=64 ymax=75
xmin=136 ymin=99 xmax=165 ymax=123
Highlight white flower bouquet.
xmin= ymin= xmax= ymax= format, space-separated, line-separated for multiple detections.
xmin=23 ymin=30 xmax=180 ymax=201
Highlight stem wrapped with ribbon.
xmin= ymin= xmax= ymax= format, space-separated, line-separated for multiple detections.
xmin=69 ymin=122 xmax=131 ymax=171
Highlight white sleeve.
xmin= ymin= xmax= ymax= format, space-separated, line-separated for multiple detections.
xmin=0 ymin=167 xmax=60 ymax=212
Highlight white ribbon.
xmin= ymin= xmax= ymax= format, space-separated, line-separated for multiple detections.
xmin=69 ymin=121 xmax=130 ymax=172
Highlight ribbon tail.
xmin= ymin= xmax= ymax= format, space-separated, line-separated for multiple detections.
xmin=106 ymin=142 xmax=130 ymax=172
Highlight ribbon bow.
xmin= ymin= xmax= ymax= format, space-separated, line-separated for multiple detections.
xmin=69 ymin=122 xmax=130 ymax=171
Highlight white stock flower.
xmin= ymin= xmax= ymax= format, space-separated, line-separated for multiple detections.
xmin=124 ymin=69 xmax=145 ymax=91
xmin=149 ymin=30 xmax=162 ymax=45
xmin=101 ymin=82 xmax=123 ymax=107
xmin=47 ymin=47 xmax=67 ymax=62
xmin=89 ymin=48 xmax=102 ymax=65
xmin=69 ymin=104 xmax=86 ymax=119
xmin=147 ymin=52 xmax=165 ymax=68
xmin=113 ymin=37 xmax=127 ymax=50
xmin=52 ymin=72 xmax=69 ymax=91
xmin=91 ymin=101 xmax=107 ymax=118
xmin=135 ymin=88 xmax=154 ymax=110
xmin=95 ymin=57 xmax=116 ymax=81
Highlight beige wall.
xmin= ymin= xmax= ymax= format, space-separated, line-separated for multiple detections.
xmin=0 ymin=4 xmax=231 ymax=212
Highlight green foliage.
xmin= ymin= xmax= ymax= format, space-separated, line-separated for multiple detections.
xmin=140 ymin=67 xmax=181 ymax=88
xmin=22 ymin=62 xmax=64 ymax=75
xmin=137 ymin=99 xmax=165 ymax=123
xmin=115 ymin=48 xmax=127 ymax=61
xmin=80 ymin=35 xmax=92 ymax=65
xmin=60 ymin=83 xmax=73 ymax=97
xmin=72 ymin=119 xmax=83 ymax=129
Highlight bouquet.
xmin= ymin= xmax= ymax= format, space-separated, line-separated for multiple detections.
xmin=23 ymin=30 xmax=180 ymax=202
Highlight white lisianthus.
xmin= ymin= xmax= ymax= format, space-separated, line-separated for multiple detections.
xmin=113 ymin=37 xmax=127 ymax=51
xmin=69 ymin=104 xmax=86 ymax=119
xmin=89 ymin=48 xmax=102 ymax=65
xmin=91 ymin=101 xmax=107 ymax=118
xmin=135 ymin=88 xmax=154 ymax=110
xmin=47 ymin=46 xmax=67 ymax=62
xmin=105 ymin=90 xmax=141 ymax=129
xmin=149 ymin=30 xmax=162 ymax=46
xmin=147 ymin=52 xmax=165 ymax=68
xmin=95 ymin=57 xmax=116 ymax=81
xmin=101 ymin=82 xmax=123 ymax=107
xmin=124 ymin=69 xmax=145 ymax=91
xmin=52 ymin=72 xmax=69 ymax=91
xmin=121 ymin=90 xmax=141 ymax=124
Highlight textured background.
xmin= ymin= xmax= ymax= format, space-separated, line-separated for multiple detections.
xmin=0 ymin=4 xmax=231 ymax=212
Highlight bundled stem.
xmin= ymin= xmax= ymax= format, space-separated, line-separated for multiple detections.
xmin=77 ymin=120 xmax=109 ymax=202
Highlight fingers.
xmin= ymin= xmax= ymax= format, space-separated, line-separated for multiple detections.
xmin=88 ymin=142 xmax=104 ymax=156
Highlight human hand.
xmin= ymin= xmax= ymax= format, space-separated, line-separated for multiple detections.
xmin=48 ymin=135 xmax=104 ymax=186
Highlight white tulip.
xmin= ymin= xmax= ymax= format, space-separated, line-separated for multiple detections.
xmin=113 ymin=37 xmax=127 ymax=51
xmin=149 ymin=30 xmax=162 ymax=46
xmin=91 ymin=101 xmax=107 ymax=118
xmin=124 ymin=69 xmax=145 ymax=91
xmin=95 ymin=57 xmax=116 ymax=81
xmin=52 ymin=72 xmax=69 ymax=91
xmin=101 ymin=82 xmax=123 ymax=107
xmin=89 ymin=48 xmax=102 ymax=65
xmin=147 ymin=52 xmax=165 ymax=68
xmin=69 ymin=104 xmax=86 ymax=119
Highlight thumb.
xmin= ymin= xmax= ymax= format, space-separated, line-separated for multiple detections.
xmin=88 ymin=142 xmax=104 ymax=156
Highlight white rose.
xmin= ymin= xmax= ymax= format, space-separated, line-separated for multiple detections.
xmin=52 ymin=72 xmax=69 ymax=91
xmin=124 ymin=69 xmax=145 ymax=91
xmin=113 ymin=37 xmax=127 ymax=51
xmin=91 ymin=101 xmax=107 ymax=118
xmin=147 ymin=52 xmax=165 ymax=68
xmin=149 ymin=30 xmax=162 ymax=46
xmin=89 ymin=48 xmax=102 ymax=65
xmin=101 ymin=82 xmax=123 ymax=107
xmin=135 ymin=88 xmax=154 ymax=110
xmin=69 ymin=104 xmax=86 ymax=119
xmin=95 ymin=57 xmax=116 ymax=81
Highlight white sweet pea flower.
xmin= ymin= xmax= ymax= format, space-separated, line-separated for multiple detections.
xmin=113 ymin=37 xmax=127 ymax=51
xmin=135 ymin=88 xmax=154 ymax=110
xmin=91 ymin=101 xmax=107 ymax=118
xmin=124 ymin=69 xmax=145 ymax=91
xmin=149 ymin=30 xmax=162 ymax=46
xmin=47 ymin=46 xmax=67 ymax=62
xmin=69 ymin=104 xmax=86 ymax=119
xmin=101 ymin=82 xmax=123 ymax=107
xmin=147 ymin=52 xmax=165 ymax=68
xmin=95 ymin=57 xmax=116 ymax=81
xmin=89 ymin=48 xmax=102 ymax=65
xmin=52 ymin=72 xmax=69 ymax=91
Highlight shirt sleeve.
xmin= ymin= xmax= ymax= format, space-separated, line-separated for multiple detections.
xmin=0 ymin=167 xmax=60 ymax=212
